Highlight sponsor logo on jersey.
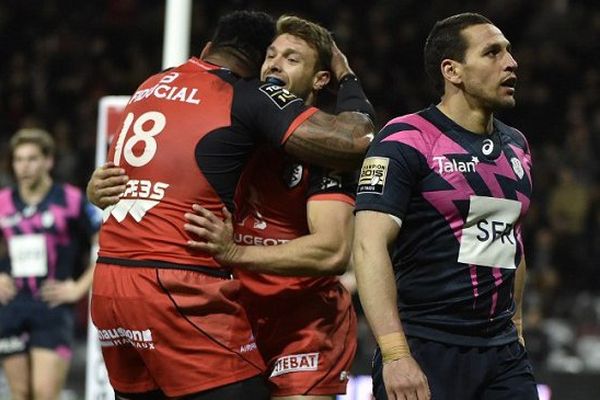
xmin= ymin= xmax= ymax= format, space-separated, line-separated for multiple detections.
xmin=240 ymin=341 xmax=258 ymax=353
xmin=433 ymin=155 xmax=479 ymax=174
xmin=234 ymin=234 xmax=289 ymax=246
xmin=252 ymin=212 xmax=267 ymax=230
xmin=97 ymin=327 xmax=155 ymax=350
xmin=259 ymin=83 xmax=302 ymax=109
xmin=482 ymin=138 xmax=494 ymax=156
xmin=458 ymin=196 xmax=522 ymax=269
xmin=270 ymin=352 xmax=320 ymax=377
xmin=0 ymin=335 xmax=27 ymax=354
xmin=238 ymin=211 xmax=268 ymax=230
xmin=511 ymin=157 xmax=524 ymax=179
xmin=103 ymin=179 xmax=169 ymax=223
xmin=357 ymin=157 xmax=389 ymax=195
xmin=129 ymin=72 xmax=201 ymax=105
xmin=319 ymin=172 xmax=343 ymax=190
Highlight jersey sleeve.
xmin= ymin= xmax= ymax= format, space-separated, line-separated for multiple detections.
xmin=78 ymin=194 xmax=102 ymax=238
xmin=306 ymin=166 xmax=358 ymax=206
xmin=232 ymin=79 xmax=318 ymax=146
xmin=355 ymin=123 xmax=427 ymax=220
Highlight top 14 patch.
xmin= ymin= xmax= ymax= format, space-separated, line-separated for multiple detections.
xmin=357 ymin=156 xmax=389 ymax=194
xmin=259 ymin=83 xmax=302 ymax=109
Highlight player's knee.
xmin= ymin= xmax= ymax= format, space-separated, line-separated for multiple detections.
xmin=6 ymin=380 xmax=30 ymax=400
xmin=8 ymin=389 xmax=30 ymax=400
xmin=32 ymin=383 xmax=61 ymax=400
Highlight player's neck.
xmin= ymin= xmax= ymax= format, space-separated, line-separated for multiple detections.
xmin=202 ymin=53 xmax=254 ymax=79
xmin=18 ymin=175 xmax=52 ymax=206
xmin=305 ymin=91 xmax=317 ymax=107
xmin=437 ymin=95 xmax=494 ymax=135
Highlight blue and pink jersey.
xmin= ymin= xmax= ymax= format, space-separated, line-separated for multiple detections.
xmin=355 ymin=105 xmax=533 ymax=346
xmin=0 ymin=183 xmax=101 ymax=297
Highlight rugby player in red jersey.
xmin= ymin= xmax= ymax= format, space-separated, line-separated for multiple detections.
xmin=86 ymin=10 xmax=373 ymax=400
xmin=184 ymin=16 xmax=375 ymax=399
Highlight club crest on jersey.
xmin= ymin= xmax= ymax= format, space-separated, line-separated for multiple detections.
xmin=283 ymin=163 xmax=303 ymax=188
xmin=510 ymin=157 xmax=524 ymax=179
xmin=433 ymin=155 xmax=479 ymax=174
xmin=357 ymin=157 xmax=389 ymax=195
xmin=259 ymin=83 xmax=302 ymax=109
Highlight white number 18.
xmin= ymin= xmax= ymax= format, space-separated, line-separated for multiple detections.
xmin=113 ymin=111 xmax=166 ymax=167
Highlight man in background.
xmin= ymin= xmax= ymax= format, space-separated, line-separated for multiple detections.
xmin=0 ymin=128 xmax=100 ymax=400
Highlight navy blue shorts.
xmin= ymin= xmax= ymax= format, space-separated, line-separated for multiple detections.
xmin=0 ymin=293 xmax=74 ymax=359
xmin=373 ymin=337 xmax=539 ymax=400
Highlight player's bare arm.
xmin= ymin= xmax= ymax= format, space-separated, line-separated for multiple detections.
xmin=184 ymin=200 xmax=353 ymax=276
xmin=330 ymin=39 xmax=354 ymax=82
xmin=86 ymin=162 xmax=128 ymax=209
xmin=285 ymin=110 xmax=374 ymax=171
xmin=0 ymin=273 xmax=16 ymax=305
xmin=284 ymin=39 xmax=374 ymax=170
xmin=353 ymin=210 xmax=430 ymax=400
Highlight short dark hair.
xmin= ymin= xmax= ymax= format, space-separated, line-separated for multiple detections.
xmin=424 ymin=12 xmax=493 ymax=97
xmin=211 ymin=11 xmax=276 ymax=77
xmin=276 ymin=15 xmax=333 ymax=72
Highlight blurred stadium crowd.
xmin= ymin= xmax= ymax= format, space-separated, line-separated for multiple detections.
xmin=0 ymin=0 xmax=598 ymax=387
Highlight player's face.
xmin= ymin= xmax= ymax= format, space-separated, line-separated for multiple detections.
xmin=458 ymin=23 xmax=518 ymax=110
xmin=12 ymin=143 xmax=52 ymax=187
xmin=261 ymin=33 xmax=321 ymax=102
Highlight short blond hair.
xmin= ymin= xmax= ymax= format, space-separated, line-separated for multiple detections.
xmin=10 ymin=128 xmax=55 ymax=157
xmin=276 ymin=15 xmax=333 ymax=72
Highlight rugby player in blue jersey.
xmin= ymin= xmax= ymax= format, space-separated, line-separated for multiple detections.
xmin=354 ymin=12 xmax=538 ymax=400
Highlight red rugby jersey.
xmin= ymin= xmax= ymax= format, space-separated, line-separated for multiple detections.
xmin=98 ymin=58 xmax=317 ymax=270
xmin=234 ymin=146 xmax=357 ymax=296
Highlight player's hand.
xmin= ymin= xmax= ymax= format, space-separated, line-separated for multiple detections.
xmin=383 ymin=356 xmax=431 ymax=400
xmin=184 ymin=205 xmax=239 ymax=265
xmin=40 ymin=279 xmax=83 ymax=307
xmin=0 ymin=273 xmax=16 ymax=305
xmin=330 ymin=40 xmax=354 ymax=83
xmin=86 ymin=162 xmax=128 ymax=209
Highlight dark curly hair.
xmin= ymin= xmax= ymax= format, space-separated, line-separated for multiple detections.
xmin=211 ymin=10 xmax=276 ymax=77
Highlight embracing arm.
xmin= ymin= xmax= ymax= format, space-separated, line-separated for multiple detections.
xmin=185 ymin=200 xmax=353 ymax=276
xmin=283 ymin=40 xmax=375 ymax=171
xmin=353 ymin=210 xmax=430 ymax=400
xmin=86 ymin=162 xmax=129 ymax=209
xmin=284 ymin=111 xmax=374 ymax=171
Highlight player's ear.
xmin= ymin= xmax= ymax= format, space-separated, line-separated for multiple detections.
xmin=313 ymin=70 xmax=330 ymax=91
xmin=441 ymin=59 xmax=462 ymax=85
xmin=200 ymin=42 xmax=213 ymax=59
